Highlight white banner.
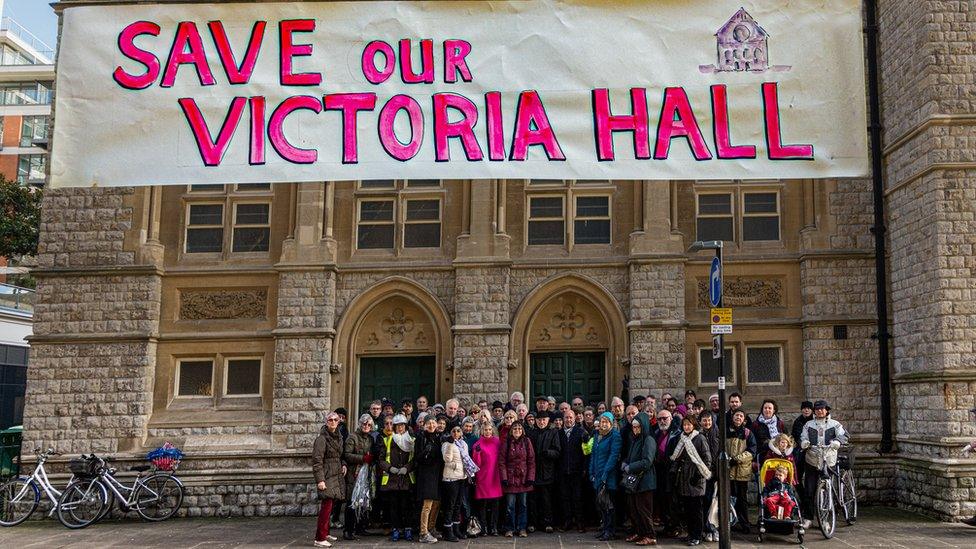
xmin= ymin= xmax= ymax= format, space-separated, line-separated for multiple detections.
xmin=50 ymin=0 xmax=869 ymax=188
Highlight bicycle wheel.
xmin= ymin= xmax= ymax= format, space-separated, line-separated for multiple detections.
xmin=0 ymin=477 xmax=39 ymax=527
xmin=57 ymin=478 xmax=107 ymax=529
xmin=840 ymin=469 xmax=858 ymax=524
xmin=815 ymin=479 xmax=836 ymax=539
xmin=133 ymin=473 xmax=184 ymax=521
xmin=95 ymin=485 xmax=116 ymax=523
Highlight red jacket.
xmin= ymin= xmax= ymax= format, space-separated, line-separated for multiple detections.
xmin=498 ymin=434 xmax=535 ymax=493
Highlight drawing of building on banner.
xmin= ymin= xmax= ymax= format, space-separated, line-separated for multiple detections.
xmin=700 ymin=8 xmax=791 ymax=74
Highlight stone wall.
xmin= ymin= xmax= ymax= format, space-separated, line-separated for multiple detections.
xmin=628 ymin=260 xmax=685 ymax=397
xmin=453 ymin=266 xmax=510 ymax=404
xmin=335 ymin=270 xmax=455 ymax=321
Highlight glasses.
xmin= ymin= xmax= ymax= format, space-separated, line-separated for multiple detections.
xmin=657 ymin=416 xmax=669 ymax=421
xmin=327 ymin=418 xmax=339 ymax=422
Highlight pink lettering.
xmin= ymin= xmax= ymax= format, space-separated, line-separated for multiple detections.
xmin=209 ymin=20 xmax=266 ymax=85
xmin=763 ymin=82 xmax=814 ymax=160
xmin=268 ymin=95 xmax=322 ymax=164
xmin=509 ymin=91 xmax=565 ymax=161
xmin=711 ymin=85 xmax=756 ymax=159
xmin=485 ymin=91 xmax=505 ymax=161
xmin=654 ymin=87 xmax=712 ymax=160
xmin=443 ymin=40 xmax=473 ymax=83
xmin=249 ymin=96 xmax=266 ymax=165
xmin=378 ymin=95 xmax=424 ymax=161
xmin=361 ymin=40 xmax=396 ymax=84
xmin=161 ymin=22 xmax=215 ymax=88
xmin=113 ymin=21 xmax=162 ymax=90
xmin=592 ymin=88 xmax=650 ymax=161
xmin=279 ymin=19 xmax=321 ymax=86
xmin=323 ymin=93 xmax=377 ymax=164
xmin=178 ymin=97 xmax=246 ymax=166
xmin=399 ymin=39 xmax=434 ymax=84
xmin=432 ymin=93 xmax=483 ymax=162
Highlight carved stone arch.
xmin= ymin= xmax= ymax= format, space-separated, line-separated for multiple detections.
xmin=510 ymin=274 xmax=629 ymax=401
xmin=333 ymin=276 xmax=453 ymax=413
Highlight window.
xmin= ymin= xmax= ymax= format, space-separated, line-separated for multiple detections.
xmin=698 ymin=347 xmax=735 ymax=385
xmin=360 ymin=179 xmax=395 ymax=189
xmin=16 ymin=154 xmax=45 ymax=184
xmin=236 ymin=183 xmax=271 ymax=192
xmin=19 ymin=116 xmax=47 ymax=148
xmin=185 ymin=204 xmax=224 ymax=253
xmin=745 ymin=346 xmax=783 ymax=384
xmin=742 ymin=192 xmax=780 ymax=241
xmin=404 ymin=199 xmax=441 ymax=248
xmin=406 ymin=179 xmax=440 ymax=188
xmin=189 ymin=184 xmax=224 ymax=192
xmin=0 ymin=81 xmax=52 ymax=106
xmin=357 ymin=200 xmax=395 ymax=249
xmin=177 ymin=360 xmax=214 ymax=397
xmin=528 ymin=196 xmax=565 ymax=245
xmin=574 ymin=196 xmax=611 ymax=244
xmin=232 ymin=203 xmax=270 ymax=252
xmin=225 ymin=358 xmax=262 ymax=396
xmin=696 ymin=193 xmax=734 ymax=241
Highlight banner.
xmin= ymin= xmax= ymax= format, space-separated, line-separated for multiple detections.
xmin=50 ymin=0 xmax=869 ymax=188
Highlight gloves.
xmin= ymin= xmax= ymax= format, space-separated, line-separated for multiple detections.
xmin=363 ymin=453 xmax=374 ymax=465
xmin=623 ymin=464 xmax=630 ymax=473
xmin=829 ymin=440 xmax=841 ymax=449
xmin=620 ymin=463 xmax=627 ymax=472
xmin=801 ymin=440 xmax=810 ymax=450
xmin=501 ymin=479 xmax=509 ymax=487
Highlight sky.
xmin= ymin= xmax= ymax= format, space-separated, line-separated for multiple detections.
xmin=3 ymin=0 xmax=58 ymax=51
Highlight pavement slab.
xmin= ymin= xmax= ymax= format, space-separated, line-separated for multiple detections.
xmin=0 ymin=507 xmax=973 ymax=548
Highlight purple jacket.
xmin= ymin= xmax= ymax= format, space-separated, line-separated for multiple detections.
xmin=499 ymin=435 xmax=536 ymax=494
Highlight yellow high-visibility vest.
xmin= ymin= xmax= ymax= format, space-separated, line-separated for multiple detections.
xmin=381 ymin=435 xmax=415 ymax=486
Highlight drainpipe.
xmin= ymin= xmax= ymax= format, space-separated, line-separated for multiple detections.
xmin=864 ymin=0 xmax=893 ymax=454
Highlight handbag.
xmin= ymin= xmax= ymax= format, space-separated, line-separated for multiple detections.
xmin=621 ymin=470 xmax=643 ymax=494
xmin=467 ymin=516 xmax=482 ymax=536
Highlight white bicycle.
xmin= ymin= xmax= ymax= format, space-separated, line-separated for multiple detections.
xmin=0 ymin=447 xmax=100 ymax=527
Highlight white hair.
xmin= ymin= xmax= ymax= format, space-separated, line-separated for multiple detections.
xmin=511 ymin=391 xmax=525 ymax=402
xmin=611 ymin=396 xmax=625 ymax=407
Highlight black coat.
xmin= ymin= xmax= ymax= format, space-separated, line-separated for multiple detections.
xmin=671 ymin=432 xmax=712 ymax=497
xmin=559 ymin=425 xmax=589 ymax=475
xmin=653 ymin=424 xmax=681 ymax=494
xmin=533 ymin=427 xmax=563 ymax=485
xmin=412 ymin=431 xmax=444 ymax=500
xmin=791 ymin=413 xmax=812 ymax=445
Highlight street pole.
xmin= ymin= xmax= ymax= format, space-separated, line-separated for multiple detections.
xmin=715 ymin=244 xmax=731 ymax=549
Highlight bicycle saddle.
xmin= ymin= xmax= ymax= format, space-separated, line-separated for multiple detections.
xmin=129 ymin=465 xmax=151 ymax=472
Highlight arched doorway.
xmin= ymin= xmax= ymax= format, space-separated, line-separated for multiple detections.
xmin=510 ymin=274 xmax=628 ymax=405
xmin=333 ymin=278 xmax=452 ymax=415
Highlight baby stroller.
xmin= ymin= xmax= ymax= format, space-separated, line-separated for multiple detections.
xmin=756 ymin=458 xmax=805 ymax=544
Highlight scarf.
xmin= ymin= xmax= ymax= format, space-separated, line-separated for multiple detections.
xmin=670 ymin=430 xmax=712 ymax=480
xmin=758 ymin=414 xmax=780 ymax=438
xmin=393 ymin=432 xmax=414 ymax=453
xmin=455 ymin=439 xmax=480 ymax=477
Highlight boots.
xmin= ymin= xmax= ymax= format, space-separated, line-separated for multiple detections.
xmin=443 ymin=523 xmax=459 ymax=542
xmin=455 ymin=522 xmax=467 ymax=540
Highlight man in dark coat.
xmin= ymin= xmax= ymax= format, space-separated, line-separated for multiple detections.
xmin=558 ymin=409 xmax=589 ymax=532
xmin=652 ymin=409 xmax=682 ymax=537
xmin=412 ymin=415 xmax=444 ymax=543
xmin=530 ymin=412 xmax=562 ymax=533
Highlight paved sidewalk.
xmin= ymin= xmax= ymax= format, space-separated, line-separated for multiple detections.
xmin=1 ymin=507 xmax=972 ymax=548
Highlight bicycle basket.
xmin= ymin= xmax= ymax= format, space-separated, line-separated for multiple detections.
xmin=68 ymin=457 xmax=98 ymax=478
xmin=146 ymin=444 xmax=184 ymax=471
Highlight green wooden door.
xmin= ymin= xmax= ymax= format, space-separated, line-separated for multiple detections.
xmin=358 ymin=356 xmax=435 ymax=414
xmin=529 ymin=351 xmax=604 ymax=405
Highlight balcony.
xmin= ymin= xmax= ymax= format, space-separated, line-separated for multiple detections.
xmin=0 ymin=283 xmax=33 ymax=317
xmin=0 ymin=18 xmax=53 ymax=64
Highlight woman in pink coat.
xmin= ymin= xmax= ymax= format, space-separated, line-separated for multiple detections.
xmin=471 ymin=422 xmax=503 ymax=536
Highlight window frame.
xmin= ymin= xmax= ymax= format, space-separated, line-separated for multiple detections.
xmin=19 ymin=115 xmax=47 ymax=148
xmin=355 ymin=197 xmax=397 ymax=251
xmin=174 ymin=358 xmax=216 ymax=400
xmin=696 ymin=345 xmax=737 ymax=387
xmin=526 ymin=194 xmax=567 ymax=247
xmin=402 ymin=197 xmax=442 ymax=249
xmin=741 ymin=191 xmax=781 ymax=242
xmin=231 ymin=201 xmax=272 ymax=254
xmin=743 ymin=344 xmax=785 ymax=386
xmin=572 ymin=193 xmax=613 ymax=246
xmin=695 ymin=191 xmax=735 ymax=243
xmin=222 ymin=356 xmax=263 ymax=398
xmin=183 ymin=202 xmax=225 ymax=255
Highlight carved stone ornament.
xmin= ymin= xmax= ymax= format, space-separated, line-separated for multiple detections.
xmin=551 ymin=303 xmax=586 ymax=340
xmin=538 ymin=328 xmax=552 ymax=342
xmin=366 ymin=332 xmax=379 ymax=346
xmin=585 ymin=327 xmax=599 ymax=342
xmin=444 ymin=360 xmax=454 ymax=371
xmin=180 ymin=288 xmax=267 ymax=320
xmin=415 ymin=330 xmax=429 ymax=345
xmin=382 ymin=307 xmax=415 ymax=348
xmin=507 ymin=359 xmax=519 ymax=370
xmin=696 ymin=277 xmax=784 ymax=309
xmin=330 ymin=363 xmax=343 ymax=374
xmin=620 ymin=357 xmax=632 ymax=368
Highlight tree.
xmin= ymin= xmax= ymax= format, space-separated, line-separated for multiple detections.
xmin=0 ymin=176 xmax=42 ymax=258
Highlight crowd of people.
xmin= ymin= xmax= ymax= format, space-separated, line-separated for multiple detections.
xmin=310 ymin=390 xmax=848 ymax=547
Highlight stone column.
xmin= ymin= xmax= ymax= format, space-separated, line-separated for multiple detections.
xmin=879 ymin=0 xmax=976 ymax=520
xmin=452 ymin=180 xmax=512 ymax=405
xmin=23 ymin=187 xmax=162 ymax=454
xmin=627 ymin=181 xmax=686 ymax=398
xmin=273 ymin=182 xmax=337 ymax=450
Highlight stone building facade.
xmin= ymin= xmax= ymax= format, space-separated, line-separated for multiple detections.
xmin=19 ymin=0 xmax=976 ymax=521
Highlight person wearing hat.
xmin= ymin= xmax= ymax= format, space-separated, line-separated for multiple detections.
xmin=530 ymin=412 xmax=562 ymax=533
xmin=535 ymin=395 xmax=549 ymax=415
xmin=378 ymin=413 xmax=416 ymax=542
xmin=799 ymin=400 xmax=848 ymax=528
xmin=491 ymin=401 xmax=505 ymax=425
xmin=342 ymin=413 xmax=376 ymax=540
xmin=589 ymin=411 xmax=622 ymax=541
xmin=312 ymin=411 xmax=346 ymax=547
xmin=791 ymin=400 xmax=815 ymax=492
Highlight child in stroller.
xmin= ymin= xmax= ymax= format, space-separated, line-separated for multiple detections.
xmin=756 ymin=458 xmax=805 ymax=543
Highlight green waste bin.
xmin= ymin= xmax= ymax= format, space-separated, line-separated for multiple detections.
xmin=0 ymin=425 xmax=23 ymax=478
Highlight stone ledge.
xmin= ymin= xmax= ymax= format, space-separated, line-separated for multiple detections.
xmin=159 ymin=330 xmax=275 ymax=341
xmin=270 ymin=327 xmax=335 ymax=338
xmin=451 ymin=323 xmax=511 ymax=334
xmin=31 ymin=265 xmax=162 ymax=278
xmin=893 ymin=369 xmax=976 ymax=384
xmin=27 ymin=332 xmax=157 ymax=344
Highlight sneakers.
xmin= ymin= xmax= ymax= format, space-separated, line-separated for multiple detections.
xmin=404 ymin=528 xmax=414 ymax=542
xmin=504 ymin=531 xmax=514 ymax=538
xmin=636 ymin=538 xmax=658 ymax=546
xmin=518 ymin=530 xmax=528 ymax=538
xmin=325 ymin=536 xmax=337 ymax=542
xmin=544 ymin=526 xmax=553 ymax=534
xmin=420 ymin=532 xmax=439 ymax=544
xmin=312 ymin=541 xmax=332 ymax=548
xmin=391 ymin=529 xmax=401 ymax=542
xmin=801 ymin=519 xmax=812 ymax=529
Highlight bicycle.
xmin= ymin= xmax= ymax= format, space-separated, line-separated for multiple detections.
xmin=58 ymin=453 xmax=184 ymax=529
xmin=810 ymin=444 xmax=857 ymax=539
xmin=0 ymin=447 xmax=89 ymax=527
